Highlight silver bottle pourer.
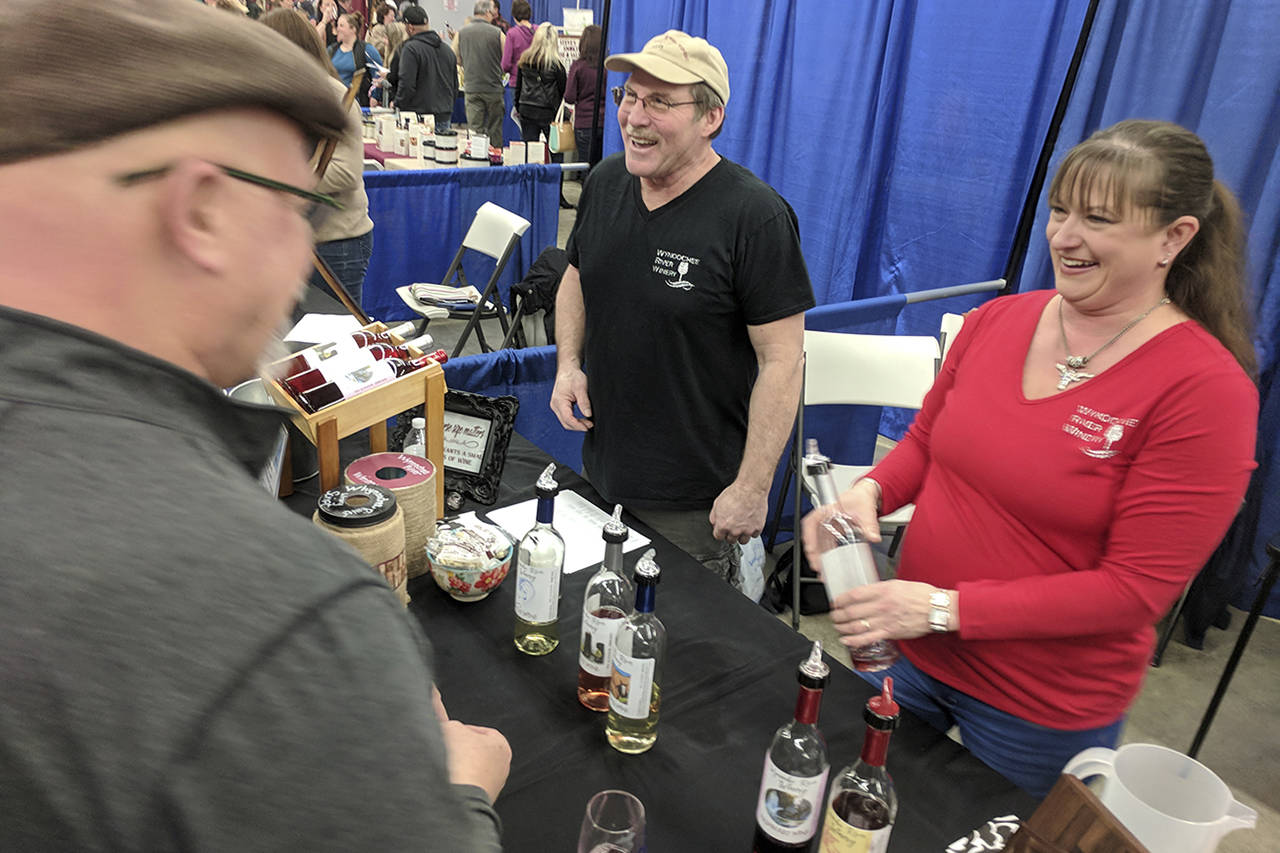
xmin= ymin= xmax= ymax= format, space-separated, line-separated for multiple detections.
xmin=603 ymin=503 xmax=629 ymax=542
xmin=535 ymin=462 xmax=558 ymax=494
xmin=634 ymin=548 xmax=660 ymax=582
xmin=800 ymin=640 xmax=829 ymax=681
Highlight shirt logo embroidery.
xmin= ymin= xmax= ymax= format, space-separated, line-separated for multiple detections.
xmin=652 ymin=248 xmax=700 ymax=290
xmin=1061 ymin=404 xmax=1139 ymax=459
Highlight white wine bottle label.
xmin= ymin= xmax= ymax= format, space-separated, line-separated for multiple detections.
xmin=820 ymin=541 xmax=880 ymax=599
xmin=818 ymin=803 xmax=891 ymax=853
xmin=306 ymin=337 xmax=362 ymax=366
xmin=756 ymin=759 xmax=829 ymax=844
xmin=514 ymin=553 xmax=561 ymax=623
xmin=579 ymin=608 xmax=624 ymax=676
xmin=331 ymin=360 xmax=395 ymax=396
xmin=608 ymin=650 xmax=654 ymax=720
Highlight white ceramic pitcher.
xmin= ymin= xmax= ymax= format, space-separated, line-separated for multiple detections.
xmin=1062 ymin=743 xmax=1256 ymax=853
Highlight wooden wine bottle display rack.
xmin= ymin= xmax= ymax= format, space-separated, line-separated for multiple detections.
xmin=260 ymin=322 xmax=446 ymax=513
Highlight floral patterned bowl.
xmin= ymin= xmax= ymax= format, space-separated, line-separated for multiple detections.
xmin=425 ymin=520 xmax=514 ymax=602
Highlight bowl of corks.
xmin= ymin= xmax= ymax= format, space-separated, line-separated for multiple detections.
xmin=425 ymin=520 xmax=514 ymax=602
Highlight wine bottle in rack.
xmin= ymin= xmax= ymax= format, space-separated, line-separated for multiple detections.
xmin=293 ymin=351 xmax=447 ymax=414
xmin=752 ymin=641 xmax=830 ymax=852
xmin=271 ymin=321 xmax=418 ymax=378
xmin=513 ymin=463 xmax=566 ymax=655
xmin=577 ymin=505 xmax=634 ymax=711
xmin=282 ymin=334 xmax=434 ymax=396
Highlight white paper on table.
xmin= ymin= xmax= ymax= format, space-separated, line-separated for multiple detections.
xmin=285 ymin=313 xmax=363 ymax=344
xmin=484 ymin=492 xmax=650 ymax=574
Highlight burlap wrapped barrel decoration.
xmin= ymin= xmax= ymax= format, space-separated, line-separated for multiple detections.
xmin=344 ymin=452 xmax=438 ymax=580
xmin=312 ymin=484 xmax=408 ymax=605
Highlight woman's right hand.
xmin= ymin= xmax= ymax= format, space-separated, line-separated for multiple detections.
xmin=800 ymin=478 xmax=882 ymax=569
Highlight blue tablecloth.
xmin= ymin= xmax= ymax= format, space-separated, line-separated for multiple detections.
xmin=361 ymin=163 xmax=562 ymax=324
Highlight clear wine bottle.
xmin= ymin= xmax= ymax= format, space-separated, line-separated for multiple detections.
xmin=817 ymin=678 xmax=899 ymax=853
xmin=577 ymin=505 xmax=634 ymax=711
xmin=804 ymin=438 xmax=898 ymax=672
xmin=513 ymin=464 xmax=566 ymax=655
xmin=605 ymin=548 xmax=664 ymax=754
xmin=752 ymin=640 xmax=830 ymax=851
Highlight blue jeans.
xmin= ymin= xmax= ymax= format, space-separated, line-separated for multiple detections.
xmin=310 ymin=229 xmax=373 ymax=309
xmin=857 ymin=655 xmax=1123 ymax=798
xmin=574 ymin=128 xmax=602 ymax=166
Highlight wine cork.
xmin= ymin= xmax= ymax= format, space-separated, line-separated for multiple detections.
xmin=312 ymin=484 xmax=409 ymax=605
xmin=345 ymin=453 xmax=437 ymax=580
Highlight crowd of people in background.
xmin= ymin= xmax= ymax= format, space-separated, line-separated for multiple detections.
xmin=200 ymin=0 xmax=605 ymax=306
xmin=206 ymin=0 xmax=601 ymax=158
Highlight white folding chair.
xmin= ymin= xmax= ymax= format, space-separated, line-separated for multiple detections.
xmin=940 ymin=311 xmax=965 ymax=362
xmin=770 ymin=330 xmax=941 ymax=628
xmin=395 ymin=201 xmax=531 ymax=358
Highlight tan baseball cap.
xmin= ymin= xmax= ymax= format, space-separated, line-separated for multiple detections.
xmin=604 ymin=30 xmax=730 ymax=107
xmin=0 ymin=0 xmax=348 ymax=165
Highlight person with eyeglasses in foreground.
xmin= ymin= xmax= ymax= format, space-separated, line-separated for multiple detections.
xmin=0 ymin=2 xmax=508 ymax=850
xmin=551 ymin=31 xmax=815 ymax=591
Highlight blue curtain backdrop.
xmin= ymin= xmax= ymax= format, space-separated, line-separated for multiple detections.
xmin=527 ymin=0 xmax=1280 ymax=611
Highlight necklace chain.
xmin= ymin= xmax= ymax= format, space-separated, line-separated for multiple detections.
xmin=1054 ymin=295 xmax=1169 ymax=390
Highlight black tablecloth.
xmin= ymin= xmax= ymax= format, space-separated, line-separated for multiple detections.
xmin=287 ymin=433 xmax=1038 ymax=851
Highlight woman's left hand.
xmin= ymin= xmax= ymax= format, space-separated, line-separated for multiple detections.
xmin=828 ymin=580 xmax=951 ymax=648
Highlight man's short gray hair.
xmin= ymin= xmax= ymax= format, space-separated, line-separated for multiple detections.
xmin=690 ymin=82 xmax=726 ymax=139
xmin=474 ymin=0 xmax=493 ymax=15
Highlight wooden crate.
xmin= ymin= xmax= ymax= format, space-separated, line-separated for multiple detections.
xmin=260 ymin=322 xmax=446 ymax=513
xmin=1005 ymin=774 xmax=1150 ymax=853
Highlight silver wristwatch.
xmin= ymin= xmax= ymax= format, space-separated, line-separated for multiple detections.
xmin=927 ymin=590 xmax=951 ymax=632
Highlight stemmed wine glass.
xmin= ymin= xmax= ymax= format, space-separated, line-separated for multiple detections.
xmin=577 ymin=789 xmax=646 ymax=853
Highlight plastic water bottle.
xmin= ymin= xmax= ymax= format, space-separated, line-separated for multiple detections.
xmin=402 ymin=416 xmax=428 ymax=459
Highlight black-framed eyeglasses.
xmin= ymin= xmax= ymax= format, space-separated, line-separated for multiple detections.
xmin=115 ymin=162 xmax=341 ymax=228
xmin=611 ymin=86 xmax=698 ymax=115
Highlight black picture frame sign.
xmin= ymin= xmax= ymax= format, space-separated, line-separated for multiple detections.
xmin=441 ymin=390 xmax=519 ymax=506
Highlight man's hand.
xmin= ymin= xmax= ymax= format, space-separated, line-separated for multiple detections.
xmin=433 ymin=686 xmax=512 ymax=804
xmin=440 ymin=721 xmax=512 ymax=804
xmin=709 ymin=479 xmax=767 ymax=544
xmin=550 ymin=367 xmax=593 ymax=431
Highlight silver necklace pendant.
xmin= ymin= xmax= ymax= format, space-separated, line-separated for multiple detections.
xmin=1056 ymin=295 xmax=1169 ymax=390
xmin=1055 ymin=362 xmax=1095 ymax=390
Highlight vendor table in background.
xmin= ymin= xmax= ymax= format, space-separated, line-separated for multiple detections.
xmin=360 ymin=164 xmax=561 ymax=324
xmin=398 ymin=436 xmax=1039 ymax=852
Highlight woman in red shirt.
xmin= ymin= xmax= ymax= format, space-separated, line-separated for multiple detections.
xmin=803 ymin=120 xmax=1258 ymax=797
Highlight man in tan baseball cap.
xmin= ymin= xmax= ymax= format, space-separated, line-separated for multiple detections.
xmin=0 ymin=2 xmax=509 ymax=848
xmin=603 ymin=29 xmax=731 ymax=107
xmin=552 ymin=29 xmax=814 ymax=591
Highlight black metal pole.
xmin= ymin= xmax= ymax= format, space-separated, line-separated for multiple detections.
xmin=588 ymin=0 xmax=611 ymax=168
xmin=999 ymin=0 xmax=1102 ymax=296
xmin=1188 ymin=538 xmax=1280 ymax=759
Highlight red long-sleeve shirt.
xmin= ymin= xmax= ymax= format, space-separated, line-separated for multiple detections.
xmin=873 ymin=290 xmax=1257 ymax=728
